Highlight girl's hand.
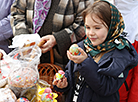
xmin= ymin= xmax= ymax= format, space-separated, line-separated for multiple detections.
xmin=52 ymin=75 xmax=68 ymax=89
xmin=67 ymin=47 xmax=88 ymax=64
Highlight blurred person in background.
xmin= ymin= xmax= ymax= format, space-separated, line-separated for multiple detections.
xmin=0 ymin=0 xmax=15 ymax=53
xmin=10 ymin=0 xmax=91 ymax=69
xmin=114 ymin=0 xmax=138 ymax=102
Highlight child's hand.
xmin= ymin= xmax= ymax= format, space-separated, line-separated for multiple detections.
xmin=67 ymin=47 xmax=88 ymax=64
xmin=52 ymin=75 xmax=68 ymax=89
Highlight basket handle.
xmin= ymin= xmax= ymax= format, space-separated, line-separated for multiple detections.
xmin=50 ymin=49 xmax=54 ymax=64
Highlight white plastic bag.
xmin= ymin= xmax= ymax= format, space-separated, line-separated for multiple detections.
xmin=7 ymin=34 xmax=42 ymax=101
xmin=0 ymin=49 xmax=13 ymax=87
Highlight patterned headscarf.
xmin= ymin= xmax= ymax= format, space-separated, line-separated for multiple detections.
xmin=33 ymin=0 xmax=51 ymax=33
xmin=84 ymin=0 xmax=130 ymax=57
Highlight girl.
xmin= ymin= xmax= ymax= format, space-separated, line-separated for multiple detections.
xmin=52 ymin=0 xmax=138 ymax=102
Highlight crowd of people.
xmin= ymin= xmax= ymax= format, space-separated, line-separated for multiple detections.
xmin=0 ymin=0 xmax=138 ymax=102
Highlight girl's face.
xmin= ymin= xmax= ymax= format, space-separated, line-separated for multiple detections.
xmin=85 ymin=14 xmax=108 ymax=46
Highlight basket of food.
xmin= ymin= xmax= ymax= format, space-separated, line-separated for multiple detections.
xmin=38 ymin=49 xmax=64 ymax=102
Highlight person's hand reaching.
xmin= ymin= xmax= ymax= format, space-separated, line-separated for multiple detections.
xmin=39 ymin=35 xmax=57 ymax=53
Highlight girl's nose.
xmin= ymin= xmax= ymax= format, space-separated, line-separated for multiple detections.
xmin=89 ymin=29 xmax=95 ymax=35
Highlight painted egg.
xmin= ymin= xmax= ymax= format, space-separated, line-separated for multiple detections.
xmin=55 ymin=70 xmax=65 ymax=80
xmin=17 ymin=97 xmax=30 ymax=102
xmin=44 ymin=88 xmax=52 ymax=93
xmin=41 ymin=93 xmax=53 ymax=102
xmin=69 ymin=44 xmax=79 ymax=55
xmin=58 ymin=70 xmax=65 ymax=75
xmin=56 ymin=73 xmax=63 ymax=80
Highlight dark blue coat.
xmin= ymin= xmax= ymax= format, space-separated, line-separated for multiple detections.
xmin=54 ymin=41 xmax=138 ymax=102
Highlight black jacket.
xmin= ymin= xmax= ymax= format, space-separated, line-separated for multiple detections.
xmin=54 ymin=40 xmax=138 ymax=102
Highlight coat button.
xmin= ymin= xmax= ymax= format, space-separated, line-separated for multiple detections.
xmin=86 ymin=85 xmax=89 ymax=88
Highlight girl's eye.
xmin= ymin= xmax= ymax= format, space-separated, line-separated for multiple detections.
xmin=95 ymin=27 xmax=100 ymax=29
xmin=86 ymin=26 xmax=90 ymax=29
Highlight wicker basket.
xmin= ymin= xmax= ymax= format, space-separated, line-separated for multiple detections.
xmin=38 ymin=49 xmax=64 ymax=101
xmin=38 ymin=63 xmax=62 ymax=87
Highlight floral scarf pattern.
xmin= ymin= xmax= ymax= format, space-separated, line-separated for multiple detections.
xmin=33 ymin=0 xmax=51 ymax=33
xmin=84 ymin=0 xmax=130 ymax=57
